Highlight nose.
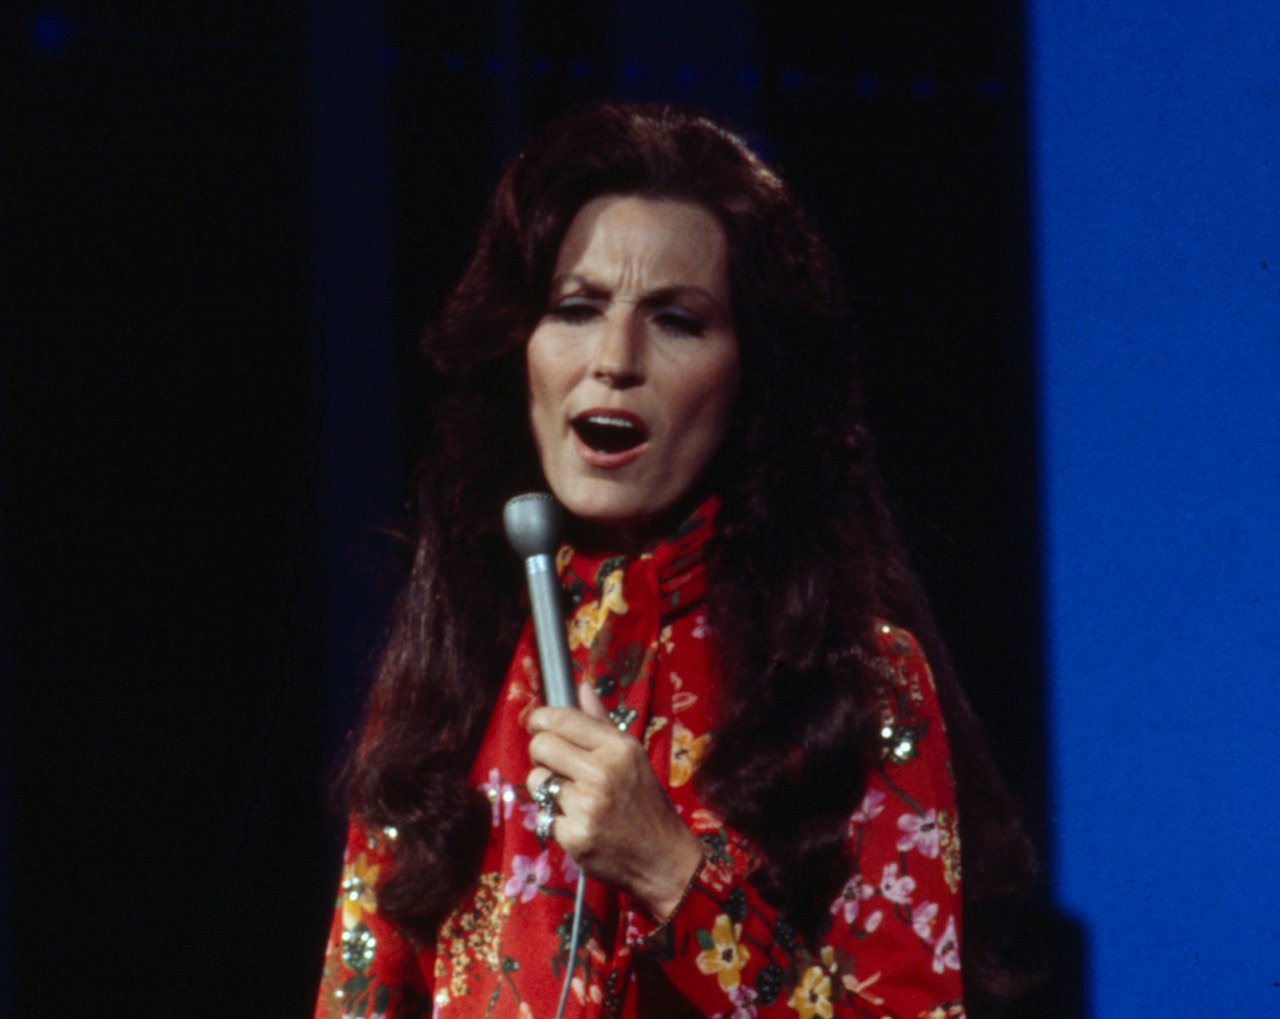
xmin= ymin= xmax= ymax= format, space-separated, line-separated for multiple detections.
xmin=590 ymin=307 xmax=644 ymax=387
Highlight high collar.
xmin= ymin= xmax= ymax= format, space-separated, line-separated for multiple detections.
xmin=557 ymin=494 xmax=719 ymax=622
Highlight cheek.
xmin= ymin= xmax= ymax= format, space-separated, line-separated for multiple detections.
xmin=676 ymin=354 xmax=740 ymax=458
xmin=699 ymin=353 xmax=742 ymax=431
xmin=525 ymin=340 xmax=557 ymax=430
xmin=525 ymin=328 xmax=580 ymax=406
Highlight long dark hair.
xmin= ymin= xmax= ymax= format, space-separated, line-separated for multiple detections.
xmin=344 ymin=102 xmax=1034 ymax=1007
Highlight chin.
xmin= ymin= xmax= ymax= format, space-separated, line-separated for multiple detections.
xmin=552 ymin=483 xmax=663 ymax=534
xmin=561 ymin=495 xmax=650 ymax=528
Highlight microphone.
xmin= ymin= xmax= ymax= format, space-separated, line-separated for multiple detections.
xmin=504 ymin=493 xmax=590 ymax=1019
xmin=503 ymin=493 xmax=578 ymax=709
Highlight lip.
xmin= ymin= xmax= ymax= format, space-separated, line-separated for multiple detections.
xmin=570 ymin=407 xmax=649 ymax=469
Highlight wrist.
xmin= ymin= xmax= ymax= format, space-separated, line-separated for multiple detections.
xmin=639 ymin=829 xmax=704 ymax=920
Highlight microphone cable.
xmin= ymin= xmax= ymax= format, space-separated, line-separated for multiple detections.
xmin=554 ymin=871 xmax=588 ymax=1019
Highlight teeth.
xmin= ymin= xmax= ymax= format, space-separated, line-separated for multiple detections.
xmin=585 ymin=414 xmax=636 ymax=430
xmin=575 ymin=414 xmax=645 ymax=454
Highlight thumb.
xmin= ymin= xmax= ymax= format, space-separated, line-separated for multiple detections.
xmin=578 ymin=679 xmax=609 ymax=722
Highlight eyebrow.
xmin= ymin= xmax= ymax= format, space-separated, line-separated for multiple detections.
xmin=550 ymin=274 xmax=729 ymax=314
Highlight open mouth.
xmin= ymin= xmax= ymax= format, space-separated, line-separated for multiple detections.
xmin=571 ymin=412 xmax=648 ymax=454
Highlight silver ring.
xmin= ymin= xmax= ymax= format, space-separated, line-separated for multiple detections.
xmin=532 ymin=774 xmax=562 ymax=809
xmin=535 ymin=803 xmax=556 ymax=844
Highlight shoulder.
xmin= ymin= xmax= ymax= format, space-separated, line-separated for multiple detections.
xmin=867 ymin=620 xmax=946 ymax=767
xmin=870 ymin=620 xmax=933 ymax=684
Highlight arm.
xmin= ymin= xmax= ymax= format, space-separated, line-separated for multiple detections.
xmin=315 ymin=817 xmax=434 ymax=1019
xmin=628 ymin=626 xmax=965 ymax=1019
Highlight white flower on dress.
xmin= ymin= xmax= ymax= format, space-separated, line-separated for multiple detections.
xmin=571 ymin=974 xmax=604 ymax=1005
xmin=878 ymin=863 xmax=916 ymax=905
xmin=829 ymin=873 xmax=874 ymax=925
xmin=896 ymin=808 xmax=941 ymax=858
xmin=931 ymin=915 xmax=961 ymax=974
xmin=851 ymin=787 xmax=886 ymax=826
xmin=911 ymin=900 xmax=939 ymax=943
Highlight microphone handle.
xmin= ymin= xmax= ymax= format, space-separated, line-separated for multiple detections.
xmin=524 ymin=552 xmax=578 ymax=709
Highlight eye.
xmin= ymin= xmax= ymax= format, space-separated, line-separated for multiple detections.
xmin=654 ymin=309 xmax=706 ymax=337
xmin=548 ymin=296 xmax=600 ymax=324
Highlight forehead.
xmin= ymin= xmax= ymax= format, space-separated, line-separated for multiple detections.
xmin=553 ymin=195 xmax=729 ymax=296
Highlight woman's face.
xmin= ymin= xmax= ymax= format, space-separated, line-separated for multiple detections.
xmin=526 ymin=195 xmax=740 ymax=538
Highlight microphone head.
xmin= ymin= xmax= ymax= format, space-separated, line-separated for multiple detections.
xmin=503 ymin=492 xmax=563 ymax=559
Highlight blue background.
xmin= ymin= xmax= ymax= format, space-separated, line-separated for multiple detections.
xmin=1030 ymin=1 xmax=1280 ymax=1013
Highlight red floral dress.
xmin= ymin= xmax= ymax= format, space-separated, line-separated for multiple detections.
xmin=316 ymin=500 xmax=965 ymax=1018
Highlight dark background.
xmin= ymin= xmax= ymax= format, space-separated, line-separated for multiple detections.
xmin=5 ymin=2 xmax=1063 ymax=1015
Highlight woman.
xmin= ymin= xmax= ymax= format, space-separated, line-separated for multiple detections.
xmin=316 ymin=103 xmax=1032 ymax=1018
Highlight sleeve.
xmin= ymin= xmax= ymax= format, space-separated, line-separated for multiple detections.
xmin=315 ymin=816 xmax=434 ymax=1019
xmin=627 ymin=625 xmax=966 ymax=1019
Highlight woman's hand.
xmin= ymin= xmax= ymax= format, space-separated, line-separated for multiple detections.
xmin=526 ymin=682 xmax=704 ymax=920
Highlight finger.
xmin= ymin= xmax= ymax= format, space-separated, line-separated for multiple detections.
xmin=525 ymin=769 xmax=593 ymax=824
xmin=577 ymin=679 xmax=610 ymax=722
xmin=527 ymin=704 xmax=618 ymax=749
xmin=525 ymin=765 xmax=554 ymax=795
xmin=546 ymin=806 xmax=590 ymax=860
xmin=528 ymin=730 xmax=606 ymax=786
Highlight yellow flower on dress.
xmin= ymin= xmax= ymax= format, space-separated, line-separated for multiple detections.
xmin=567 ymin=603 xmax=603 ymax=651
xmin=600 ymin=567 xmax=628 ymax=614
xmin=789 ymin=965 xmax=834 ymax=1019
xmin=695 ymin=913 xmax=751 ymax=992
xmin=841 ymin=967 xmax=884 ymax=1007
xmin=670 ymin=721 xmax=711 ymax=787
xmin=643 ymin=715 xmax=669 ymax=750
xmin=340 ymin=853 xmax=380 ymax=929
xmin=937 ymin=808 xmax=962 ymax=894
xmin=437 ymin=871 xmax=511 ymax=998
xmin=567 ymin=567 xmax=629 ymax=651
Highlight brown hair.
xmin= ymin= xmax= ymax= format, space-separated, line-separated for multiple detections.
xmin=344 ymin=102 xmax=1034 ymax=1007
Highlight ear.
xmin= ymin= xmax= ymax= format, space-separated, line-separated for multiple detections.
xmin=577 ymin=679 xmax=609 ymax=722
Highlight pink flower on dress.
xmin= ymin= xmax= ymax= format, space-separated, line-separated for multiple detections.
xmin=863 ymin=909 xmax=883 ymax=933
xmin=692 ymin=614 xmax=710 ymax=638
xmin=851 ymin=787 xmax=886 ymax=826
xmin=504 ymin=850 xmax=551 ymax=903
xmin=519 ymin=799 xmax=540 ymax=831
xmin=932 ymin=916 xmax=961 ymax=974
xmin=911 ymin=899 xmax=939 ymax=942
xmin=561 ymin=853 xmax=582 ymax=882
xmin=719 ymin=983 xmax=759 ymax=1018
xmin=878 ymin=863 xmax=916 ymax=905
xmin=480 ymin=768 xmax=514 ymax=827
xmin=896 ymin=808 xmax=941 ymax=858
xmin=829 ymin=873 xmax=873 ymax=925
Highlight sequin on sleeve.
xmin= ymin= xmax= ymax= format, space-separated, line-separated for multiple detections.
xmin=314 ymin=818 xmax=432 ymax=1019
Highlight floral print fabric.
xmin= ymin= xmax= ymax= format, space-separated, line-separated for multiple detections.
xmin=316 ymin=499 xmax=964 ymax=1018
